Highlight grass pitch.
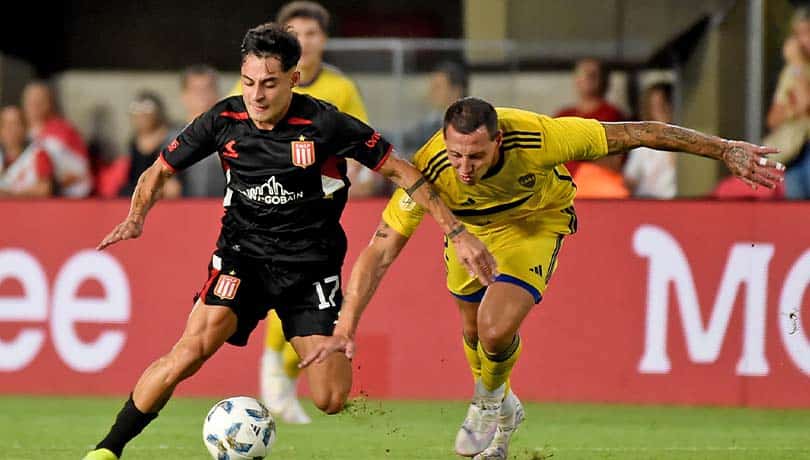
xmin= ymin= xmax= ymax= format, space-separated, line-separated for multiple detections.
xmin=2 ymin=395 xmax=809 ymax=459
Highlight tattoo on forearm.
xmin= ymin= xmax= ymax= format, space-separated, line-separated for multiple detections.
xmin=374 ymin=222 xmax=390 ymax=239
xmin=446 ymin=224 xmax=466 ymax=239
xmin=405 ymin=177 xmax=427 ymax=197
xmin=662 ymin=125 xmax=699 ymax=145
xmin=606 ymin=124 xmax=633 ymax=153
xmin=428 ymin=186 xmax=439 ymax=201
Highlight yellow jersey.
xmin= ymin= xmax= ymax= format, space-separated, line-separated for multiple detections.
xmin=229 ymin=64 xmax=368 ymax=122
xmin=383 ymin=108 xmax=609 ymax=237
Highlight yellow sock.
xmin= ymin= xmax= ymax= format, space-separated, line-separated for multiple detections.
xmin=478 ymin=335 xmax=522 ymax=392
xmin=265 ymin=310 xmax=300 ymax=379
xmin=462 ymin=335 xmax=482 ymax=381
xmin=264 ymin=311 xmax=287 ymax=352
xmin=282 ymin=341 xmax=301 ymax=379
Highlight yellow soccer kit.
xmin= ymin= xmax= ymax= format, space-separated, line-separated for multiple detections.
xmin=382 ymin=108 xmax=609 ymax=303
xmin=229 ymin=63 xmax=368 ymax=122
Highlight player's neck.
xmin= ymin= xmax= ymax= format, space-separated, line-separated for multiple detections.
xmin=298 ymin=63 xmax=323 ymax=86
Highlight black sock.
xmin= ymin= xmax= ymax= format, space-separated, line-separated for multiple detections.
xmin=96 ymin=395 xmax=158 ymax=457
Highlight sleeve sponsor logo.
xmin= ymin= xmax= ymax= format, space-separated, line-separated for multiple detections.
xmin=365 ymin=132 xmax=381 ymax=149
xmin=167 ymin=139 xmax=179 ymax=152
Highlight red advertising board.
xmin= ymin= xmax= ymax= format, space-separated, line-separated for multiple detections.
xmin=0 ymin=199 xmax=808 ymax=407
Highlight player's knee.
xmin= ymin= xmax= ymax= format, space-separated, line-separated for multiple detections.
xmin=312 ymin=391 xmax=346 ymax=415
xmin=478 ymin=323 xmax=512 ymax=354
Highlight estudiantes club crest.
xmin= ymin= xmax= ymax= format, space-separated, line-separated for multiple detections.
xmin=213 ymin=274 xmax=240 ymax=300
xmin=291 ymin=135 xmax=315 ymax=168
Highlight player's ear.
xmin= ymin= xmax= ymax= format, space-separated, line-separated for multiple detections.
xmin=291 ymin=70 xmax=301 ymax=88
xmin=493 ymin=129 xmax=503 ymax=146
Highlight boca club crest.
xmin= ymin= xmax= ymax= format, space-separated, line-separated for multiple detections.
xmin=291 ymin=136 xmax=315 ymax=168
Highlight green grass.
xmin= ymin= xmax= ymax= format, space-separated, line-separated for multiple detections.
xmin=2 ymin=395 xmax=810 ymax=459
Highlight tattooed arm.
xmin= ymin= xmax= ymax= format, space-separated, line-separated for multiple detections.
xmin=97 ymin=160 xmax=175 ymax=250
xmin=601 ymin=121 xmax=785 ymax=189
xmin=377 ymin=154 xmax=497 ymax=284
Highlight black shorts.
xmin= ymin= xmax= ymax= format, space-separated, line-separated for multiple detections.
xmin=195 ymin=249 xmax=343 ymax=346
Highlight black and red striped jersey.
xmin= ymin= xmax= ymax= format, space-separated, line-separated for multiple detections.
xmin=159 ymin=93 xmax=392 ymax=261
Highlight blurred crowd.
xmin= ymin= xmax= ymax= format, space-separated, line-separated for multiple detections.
xmin=0 ymin=1 xmax=803 ymax=201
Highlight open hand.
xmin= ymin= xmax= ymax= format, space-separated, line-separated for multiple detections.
xmin=451 ymin=230 xmax=498 ymax=285
xmin=721 ymin=140 xmax=785 ymax=189
xmin=97 ymin=218 xmax=143 ymax=250
xmin=298 ymin=334 xmax=355 ymax=368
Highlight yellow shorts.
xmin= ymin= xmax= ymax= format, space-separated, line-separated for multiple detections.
xmin=445 ymin=207 xmax=576 ymax=304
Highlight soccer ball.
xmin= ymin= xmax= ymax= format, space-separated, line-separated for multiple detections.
xmin=203 ymin=396 xmax=276 ymax=460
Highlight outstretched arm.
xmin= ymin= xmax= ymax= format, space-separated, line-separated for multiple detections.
xmin=299 ymin=221 xmax=409 ymax=367
xmin=376 ymin=154 xmax=497 ymax=285
xmin=601 ymin=121 xmax=785 ymax=189
xmin=97 ymin=160 xmax=175 ymax=250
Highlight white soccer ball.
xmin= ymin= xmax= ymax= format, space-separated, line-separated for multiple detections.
xmin=203 ymin=396 xmax=276 ymax=460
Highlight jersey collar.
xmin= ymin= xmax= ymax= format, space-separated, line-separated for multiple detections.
xmin=481 ymin=147 xmax=506 ymax=180
xmin=297 ymin=65 xmax=323 ymax=88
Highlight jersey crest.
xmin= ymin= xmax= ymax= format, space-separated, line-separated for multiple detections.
xmin=518 ymin=173 xmax=536 ymax=188
xmin=213 ymin=274 xmax=241 ymax=300
xmin=291 ymin=136 xmax=315 ymax=168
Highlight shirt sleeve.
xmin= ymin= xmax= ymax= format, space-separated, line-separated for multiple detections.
xmin=381 ymin=187 xmax=425 ymax=238
xmin=539 ymin=116 xmax=609 ymax=166
xmin=159 ymin=110 xmax=218 ymax=172
xmin=330 ymin=112 xmax=393 ymax=171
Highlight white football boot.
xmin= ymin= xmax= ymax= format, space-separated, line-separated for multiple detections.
xmin=472 ymin=391 xmax=525 ymax=460
xmin=260 ymin=350 xmax=312 ymax=424
xmin=454 ymin=381 xmax=505 ymax=456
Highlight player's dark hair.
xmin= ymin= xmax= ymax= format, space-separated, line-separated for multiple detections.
xmin=434 ymin=60 xmax=469 ymax=97
xmin=240 ymin=23 xmax=302 ymax=71
xmin=180 ymin=64 xmax=219 ymax=91
xmin=277 ymin=1 xmax=331 ymax=33
xmin=443 ymin=97 xmax=498 ymax=140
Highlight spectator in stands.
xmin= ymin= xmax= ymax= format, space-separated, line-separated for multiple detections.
xmin=556 ymin=58 xmax=629 ymax=198
xmin=119 ymin=91 xmax=181 ymax=198
xmin=229 ymin=1 xmax=381 ymax=198
xmin=0 ymin=105 xmax=54 ymax=197
xmin=178 ymin=65 xmax=226 ymax=197
xmin=399 ymin=60 xmax=469 ymax=159
xmin=623 ymin=82 xmax=677 ymax=198
xmin=765 ymin=7 xmax=810 ymax=199
xmin=22 ymin=80 xmax=91 ymax=197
